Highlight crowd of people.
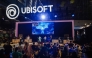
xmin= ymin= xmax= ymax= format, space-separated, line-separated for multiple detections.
xmin=0 ymin=41 xmax=92 ymax=58
xmin=0 ymin=30 xmax=15 ymax=44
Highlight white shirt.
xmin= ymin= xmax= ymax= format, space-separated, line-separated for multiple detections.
xmin=27 ymin=36 xmax=30 ymax=40
xmin=20 ymin=37 xmax=22 ymax=39
xmin=38 ymin=37 xmax=41 ymax=42
xmin=44 ymin=37 xmax=46 ymax=40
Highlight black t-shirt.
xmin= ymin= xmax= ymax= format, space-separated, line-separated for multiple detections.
xmin=32 ymin=45 xmax=36 ymax=50
xmin=69 ymin=43 xmax=74 ymax=47
xmin=4 ymin=45 xmax=12 ymax=53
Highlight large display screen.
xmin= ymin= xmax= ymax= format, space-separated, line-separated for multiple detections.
xmin=17 ymin=21 xmax=73 ymax=42
xmin=32 ymin=22 xmax=54 ymax=34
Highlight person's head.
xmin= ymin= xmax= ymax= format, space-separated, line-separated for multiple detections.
xmin=54 ymin=43 xmax=56 ymax=45
xmin=15 ymin=47 xmax=18 ymax=52
xmin=77 ymin=46 xmax=79 ymax=48
xmin=70 ymin=41 xmax=73 ymax=43
xmin=13 ymin=45 xmax=15 ymax=47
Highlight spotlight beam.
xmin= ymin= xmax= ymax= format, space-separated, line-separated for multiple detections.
xmin=41 ymin=15 xmax=46 ymax=20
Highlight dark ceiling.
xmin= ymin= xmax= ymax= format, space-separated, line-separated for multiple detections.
xmin=0 ymin=0 xmax=92 ymax=29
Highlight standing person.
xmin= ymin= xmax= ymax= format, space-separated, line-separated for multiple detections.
xmin=3 ymin=42 xmax=12 ymax=58
xmin=44 ymin=36 xmax=47 ymax=43
xmin=50 ymin=35 xmax=52 ymax=42
xmin=12 ymin=47 xmax=23 ymax=58
xmin=58 ymin=37 xmax=61 ymax=43
xmin=28 ymin=44 xmax=34 ymax=58
xmin=24 ymin=42 xmax=33 ymax=58
xmin=32 ymin=42 xmax=36 ymax=51
xmin=24 ymin=42 xmax=29 ymax=57
xmin=47 ymin=36 xmax=51 ymax=42
xmin=71 ymin=49 xmax=78 ymax=58
xmin=18 ymin=43 xmax=23 ymax=53
xmin=56 ymin=48 xmax=62 ymax=58
xmin=63 ymin=44 xmax=68 ymax=58
xmin=26 ymin=35 xmax=30 ymax=43
xmin=19 ymin=36 xmax=23 ymax=44
xmin=69 ymin=41 xmax=74 ymax=48
xmin=26 ymin=35 xmax=30 ymax=40
xmin=38 ymin=36 xmax=42 ymax=42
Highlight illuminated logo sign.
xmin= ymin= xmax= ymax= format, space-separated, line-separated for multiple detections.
xmin=6 ymin=4 xmax=53 ymax=19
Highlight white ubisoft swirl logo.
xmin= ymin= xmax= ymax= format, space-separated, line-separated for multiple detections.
xmin=6 ymin=4 xmax=20 ymax=19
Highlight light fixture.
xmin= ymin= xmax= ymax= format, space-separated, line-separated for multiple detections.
xmin=72 ymin=14 xmax=74 ymax=17
xmin=40 ymin=14 xmax=46 ymax=20
xmin=54 ymin=15 xmax=57 ymax=17
xmin=25 ymin=17 xmax=27 ymax=19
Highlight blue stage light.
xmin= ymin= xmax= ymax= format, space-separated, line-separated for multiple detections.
xmin=41 ymin=14 xmax=46 ymax=20
xmin=25 ymin=17 xmax=27 ymax=19
xmin=55 ymin=15 xmax=57 ymax=17
xmin=41 ymin=27 xmax=44 ymax=30
xmin=72 ymin=14 xmax=74 ymax=17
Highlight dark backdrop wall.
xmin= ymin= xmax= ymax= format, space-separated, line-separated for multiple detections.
xmin=85 ymin=26 xmax=92 ymax=43
xmin=18 ymin=23 xmax=32 ymax=38
xmin=74 ymin=26 xmax=92 ymax=44
xmin=54 ymin=22 xmax=72 ymax=37
xmin=18 ymin=22 xmax=72 ymax=42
